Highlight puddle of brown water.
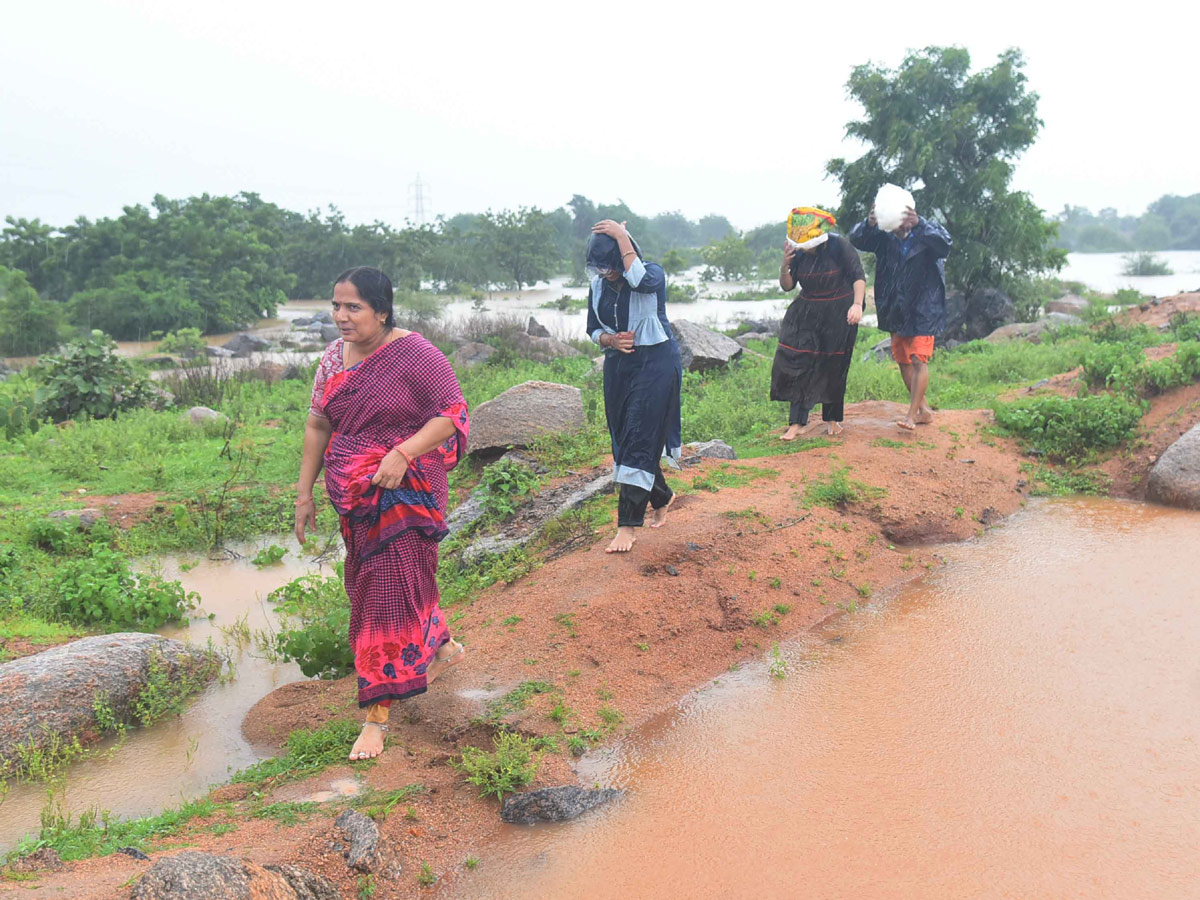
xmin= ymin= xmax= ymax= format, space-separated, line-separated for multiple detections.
xmin=0 ymin=541 xmax=335 ymax=851
xmin=455 ymin=499 xmax=1200 ymax=900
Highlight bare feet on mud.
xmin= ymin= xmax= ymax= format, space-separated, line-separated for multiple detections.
xmin=606 ymin=526 xmax=637 ymax=553
xmin=427 ymin=639 xmax=465 ymax=685
xmin=349 ymin=722 xmax=386 ymax=761
xmin=780 ymin=424 xmax=805 ymax=442
xmin=826 ymin=421 xmax=844 ymax=436
xmin=915 ymin=410 xmax=935 ymax=425
xmin=897 ymin=418 xmax=917 ymax=431
xmin=649 ymin=495 xmax=675 ymax=529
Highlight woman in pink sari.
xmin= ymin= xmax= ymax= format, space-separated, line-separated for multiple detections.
xmin=295 ymin=266 xmax=469 ymax=761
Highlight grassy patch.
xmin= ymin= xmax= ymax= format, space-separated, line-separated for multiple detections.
xmin=231 ymin=719 xmax=365 ymax=788
xmin=480 ymin=680 xmax=558 ymax=723
xmin=454 ymin=732 xmax=541 ymax=800
xmin=802 ymin=466 xmax=887 ymax=509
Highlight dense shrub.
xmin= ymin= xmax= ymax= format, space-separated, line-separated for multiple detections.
xmin=52 ymin=548 xmax=198 ymax=630
xmin=265 ymin=573 xmax=353 ymax=679
xmin=156 ymin=327 xmax=207 ymax=357
xmin=34 ymin=333 xmax=160 ymax=422
xmin=993 ymin=393 xmax=1145 ymax=461
xmin=479 ymin=458 xmax=540 ymax=519
xmin=0 ymin=376 xmax=41 ymax=439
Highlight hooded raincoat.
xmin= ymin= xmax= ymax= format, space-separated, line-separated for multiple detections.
xmin=848 ymin=217 xmax=953 ymax=337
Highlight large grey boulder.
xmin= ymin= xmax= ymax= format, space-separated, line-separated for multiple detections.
xmin=501 ymin=785 xmax=623 ymax=824
xmin=0 ymin=634 xmax=220 ymax=773
xmin=205 ymin=346 xmax=235 ymax=359
xmin=671 ymin=320 xmax=743 ymax=372
xmin=320 ymin=324 xmax=341 ymax=342
xmin=130 ymin=852 xmax=339 ymax=900
xmin=469 ymin=381 xmax=584 ymax=454
xmin=1146 ymin=423 xmax=1200 ymax=510
xmin=941 ymin=288 xmax=1015 ymax=342
xmin=221 ymin=333 xmax=272 ymax=357
xmin=734 ymin=331 xmax=774 ymax=348
xmin=863 ymin=336 xmax=892 ymax=363
xmin=453 ymin=341 xmax=497 ymax=369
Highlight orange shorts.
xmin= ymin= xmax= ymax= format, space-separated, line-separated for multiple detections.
xmin=890 ymin=335 xmax=935 ymax=365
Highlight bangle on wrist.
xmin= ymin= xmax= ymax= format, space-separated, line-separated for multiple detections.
xmin=393 ymin=445 xmax=414 ymax=467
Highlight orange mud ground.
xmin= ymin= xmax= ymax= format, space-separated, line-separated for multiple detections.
xmin=7 ymin=389 xmax=1197 ymax=899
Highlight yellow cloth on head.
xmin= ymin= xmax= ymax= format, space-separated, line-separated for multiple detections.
xmin=786 ymin=207 xmax=837 ymax=245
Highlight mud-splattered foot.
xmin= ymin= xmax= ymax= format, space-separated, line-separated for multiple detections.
xmin=605 ymin=526 xmax=637 ymax=553
xmin=649 ymin=494 xmax=675 ymax=529
xmin=780 ymin=424 xmax=804 ymax=442
xmin=825 ymin=421 xmax=844 ymax=436
xmin=349 ymin=722 xmax=386 ymax=761
xmin=427 ymin=639 xmax=465 ymax=685
xmin=915 ymin=411 xmax=935 ymax=425
xmin=896 ymin=418 xmax=917 ymax=431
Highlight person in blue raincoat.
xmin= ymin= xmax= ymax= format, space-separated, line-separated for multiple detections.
xmin=849 ymin=204 xmax=952 ymax=430
xmin=585 ymin=220 xmax=683 ymax=554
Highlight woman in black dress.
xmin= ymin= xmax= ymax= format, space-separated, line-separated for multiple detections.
xmin=770 ymin=207 xmax=866 ymax=439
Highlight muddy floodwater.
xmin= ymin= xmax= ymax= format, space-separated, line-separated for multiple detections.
xmin=456 ymin=499 xmax=1200 ymax=900
xmin=0 ymin=544 xmax=328 ymax=851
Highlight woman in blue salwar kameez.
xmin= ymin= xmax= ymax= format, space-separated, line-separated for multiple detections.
xmin=585 ymin=220 xmax=683 ymax=554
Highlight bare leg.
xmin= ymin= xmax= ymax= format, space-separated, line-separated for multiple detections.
xmin=906 ymin=360 xmax=930 ymax=428
xmin=896 ymin=361 xmax=917 ymax=430
xmin=825 ymin=421 xmax=843 ymax=436
xmin=606 ymin=526 xmax=637 ymax=553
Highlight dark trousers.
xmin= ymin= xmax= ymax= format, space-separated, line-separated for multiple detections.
xmin=617 ymin=465 xmax=673 ymax=528
xmin=789 ymin=400 xmax=844 ymax=425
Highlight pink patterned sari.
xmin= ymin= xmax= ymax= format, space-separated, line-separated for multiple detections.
xmin=312 ymin=334 xmax=469 ymax=706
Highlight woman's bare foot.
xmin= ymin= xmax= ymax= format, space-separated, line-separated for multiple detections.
xmin=825 ymin=421 xmax=844 ymax=436
xmin=349 ymin=721 xmax=386 ymax=761
xmin=605 ymin=526 xmax=637 ymax=553
xmin=896 ymin=418 xmax=917 ymax=431
xmin=915 ymin=410 xmax=935 ymax=425
xmin=780 ymin=424 xmax=804 ymax=442
xmin=649 ymin=494 xmax=675 ymax=528
xmin=426 ymin=639 xmax=465 ymax=685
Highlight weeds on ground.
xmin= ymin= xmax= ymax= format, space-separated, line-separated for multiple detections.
xmin=768 ymin=643 xmax=788 ymax=679
xmin=802 ymin=466 xmax=887 ymax=509
xmin=454 ymin=732 xmax=541 ymax=801
xmin=231 ymin=719 xmax=365 ymax=788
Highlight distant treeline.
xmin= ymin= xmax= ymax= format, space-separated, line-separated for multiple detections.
xmin=0 ymin=192 xmax=736 ymax=349
xmin=1054 ymin=194 xmax=1200 ymax=252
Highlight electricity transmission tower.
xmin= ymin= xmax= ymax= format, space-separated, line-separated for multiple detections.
xmin=407 ymin=175 xmax=430 ymax=225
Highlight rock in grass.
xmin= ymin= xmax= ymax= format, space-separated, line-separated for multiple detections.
xmin=469 ymin=381 xmax=584 ymax=454
xmin=131 ymin=852 xmax=339 ymax=900
xmin=526 ymin=316 xmax=552 ymax=338
xmin=221 ymin=333 xmax=272 ymax=357
xmin=686 ymin=439 xmax=737 ymax=460
xmin=452 ymin=341 xmax=497 ymax=369
xmin=47 ymin=508 xmax=104 ymax=529
xmin=1046 ymin=294 xmax=1090 ymax=316
xmin=335 ymin=809 xmax=397 ymax=876
xmin=670 ymin=320 xmax=742 ymax=372
xmin=0 ymin=634 xmax=220 ymax=775
xmin=184 ymin=406 xmax=228 ymax=425
xmin=1147 ymin=423 xmax=1200 ymax=510
xmin=500 ymin=785 xmax=623 ymax=824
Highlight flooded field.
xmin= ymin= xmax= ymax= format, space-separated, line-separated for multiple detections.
xmin=0 ymin=543 xmax=331 ymax=851
xmin=454 ymin=498 xmax=1200 ymax=900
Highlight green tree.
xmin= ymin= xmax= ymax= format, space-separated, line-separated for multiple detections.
xmin=827 ymin=47 xmax=1065 ymax=298
xmin=700 ymin=234 xmax=753 ymax=281
xmin=478 ymin=207 xmax=559 ymax=291
xmin=660 ymin=249 xmax=689 ymax=275
xmin=0 ymin=266 xmax=61 ymax=356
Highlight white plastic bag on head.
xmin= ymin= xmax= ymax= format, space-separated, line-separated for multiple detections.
xmin=874 ymin=184 xmax=915 ymax=233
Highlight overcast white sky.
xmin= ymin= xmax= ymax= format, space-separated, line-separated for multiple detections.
xmin=2 ymin=0 xmax=1197 ymax=232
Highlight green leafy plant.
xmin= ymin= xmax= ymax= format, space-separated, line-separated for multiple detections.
xmin=262 ymin=573 xmax=353 ymax=678
xmin=993 ymin=393 xmax=1145 ymax=461
xmin=251 ymin=544 xmax=287 ymax=567
xmin=156 ymin=327 xmax=207 ymax=357
xmin=478 ymin=458 xmax=540 ymax=519
xmin=33 ymin=333 xmax=160 ymax=422
xmin=454 ymin=731 xmax=541 ymax=800
xmin=52 ymin=548 xmax=198 ymax=630
xmin=803 ymin=466 xmax=887 ymax=509
xmin=768 ymin=642 xmax=788 ymax=679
